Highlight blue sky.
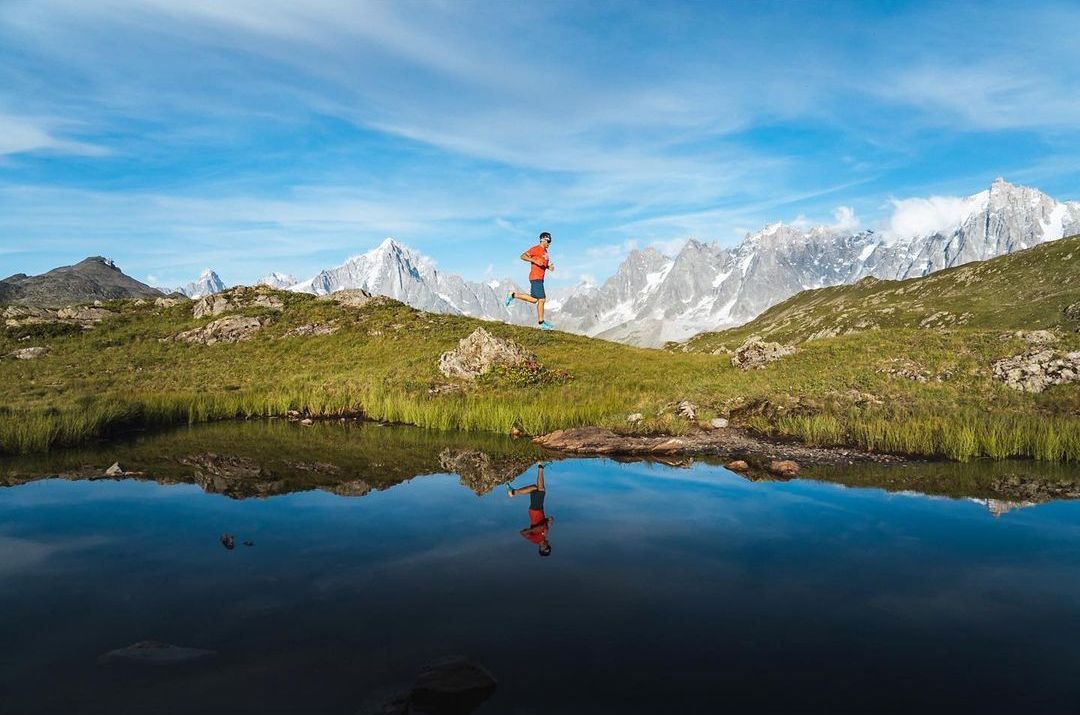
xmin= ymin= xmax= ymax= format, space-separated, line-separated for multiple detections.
xmin=1 ymin=0 xmax=1078 ymax=289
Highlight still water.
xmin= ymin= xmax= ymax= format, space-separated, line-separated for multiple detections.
xmin=1 ymin=422 xmax=1079 ymax=713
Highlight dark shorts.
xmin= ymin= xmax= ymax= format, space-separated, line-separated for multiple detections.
xmin=530 ymin=490 xmax=546 ymax=511
xmin=530 ymin=279 xmax=546 ymax=300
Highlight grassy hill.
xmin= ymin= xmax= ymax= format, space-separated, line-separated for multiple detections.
xmin=2 ymin=237 xmax=1079 ymax=461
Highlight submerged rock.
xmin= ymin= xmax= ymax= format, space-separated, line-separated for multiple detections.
xmin=767 ymin=460 xmax=800 ymax=478
xmin=726 ymin=460 xmax=749 ymax=472
xmin=437 ymin=327 xmax=537 ymax=380
xmin=411 ymin=656 xmax=497 ymax=713
xmin=99 ymin=641 xmax=217 ymax=666
xmin=730 ymin=336 xmax=796 ymax=370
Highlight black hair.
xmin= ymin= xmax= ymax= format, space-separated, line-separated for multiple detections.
xmin=539 ymin=232 xmax=552 ymax=242
xmin=539 ymin=542 xmax=552 ymax=557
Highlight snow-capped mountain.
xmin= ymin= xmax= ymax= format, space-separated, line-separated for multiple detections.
xmin=178 ymin=269 xmax=225 ymax=298
xmin=258 ymin=272 xmax=297 ymax=289
xmin=289 ymin=238 xmax=536 ymax=325
xmin=558 ymin=178 xmax=1080 ymax=346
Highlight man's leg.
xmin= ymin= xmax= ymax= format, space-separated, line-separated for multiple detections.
xmin=537 ymin=298 xmax=545 ymax=323
xmin=510 ymin=292 xmax=538 ymax=304
xmin=536 ymin=464 xmax=545 ymax=491
xmin=508 ymin=484 xmax=538 ymax=497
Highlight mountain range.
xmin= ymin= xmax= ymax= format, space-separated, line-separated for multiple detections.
xmin=8 ymin=178 xmax=1077 ymax=345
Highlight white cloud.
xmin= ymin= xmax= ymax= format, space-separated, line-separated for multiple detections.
xmin=881 ymin=193 xmax=985 ymax=241
xmin=0 ymin=112 xmax=106 ymax=156
xmin=830 ymin=206 xmax=860 ymax=232
xmin=586 ymin=239 xmax=638 ymax=259
xmin=647 ymin=237 xmax=689 ymax=257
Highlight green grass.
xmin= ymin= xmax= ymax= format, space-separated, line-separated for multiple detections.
xmin=2 ymin=237 xmax=1079 ymax=461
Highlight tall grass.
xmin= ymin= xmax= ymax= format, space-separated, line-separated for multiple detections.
xmin=770 ymin=411 xmax=1080 ymax=462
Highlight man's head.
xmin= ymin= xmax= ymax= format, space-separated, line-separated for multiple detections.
xmin=539 ymin=540 xmax=552 ymax=557
xmin=539 ymin=232 xmax=552 ymax=246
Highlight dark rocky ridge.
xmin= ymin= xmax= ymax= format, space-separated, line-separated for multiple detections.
xmin=0 ymin=256 xmax=163 ymax=307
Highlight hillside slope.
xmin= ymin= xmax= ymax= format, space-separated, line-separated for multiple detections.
xmin=1 ymin=256 xmax=1078 ymax=461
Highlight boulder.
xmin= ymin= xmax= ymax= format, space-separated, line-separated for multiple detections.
xmin=711 ymin=417 xmax=729 ymax=429
xmin=726 ymin=460 xmax=749 ymax=472
xmin=411 ymin=656 xmax=497 ymax=713
xmin=98 ymin=641 xmax=217 ymax=666
xmin=282 ymin=322 xmax=339 ymax=338
xmin=7 ymin=346 xmax=49 ymax=360
xmin=56 ymin=306 xmax=114 ymax=322
xmin=731 ymin=336 xmax=796 ymax=370
xmin=104 ymin=462 xmax=124 ymax=476
xmin=437 ymin=327 xmax=537 ymax=380
xmin=174 ymin=316 xmax=264 ymax=345
xmin=992 ymin=350 xmax=1080 ymax=393
xmin=192 ymin=286 xmax=284 ymax=318
xmin=154 ymin=296 xmax=187 ymax=308
xmin=1011 ymin=330 xmax=1057 ymax=345
xmin=317 ymin=288 xmax=374 ymax=309
xmin=767 ymin=460 xmax=800 ymax=478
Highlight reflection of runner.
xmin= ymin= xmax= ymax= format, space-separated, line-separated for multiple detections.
xmin=507 ymin=463 xmax=553 ymax=557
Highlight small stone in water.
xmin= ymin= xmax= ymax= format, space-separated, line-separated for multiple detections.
xmin=220 ymin=533 xmax=235 ymax=550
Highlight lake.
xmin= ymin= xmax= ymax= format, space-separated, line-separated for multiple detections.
xmin=2 ymin=421 xmax=1079 ymax=714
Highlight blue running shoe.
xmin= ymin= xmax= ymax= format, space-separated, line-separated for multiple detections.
xmin=504 ymin=293 xmax=513 ymax=307
xmin=539 ymin=320 xmax=553 ymax=330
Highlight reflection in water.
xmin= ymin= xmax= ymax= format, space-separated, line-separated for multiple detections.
xmin=1 ymin=422 xmax=1079 ymax=713
xmin=509 ymin=462 xmax=554 ymax=557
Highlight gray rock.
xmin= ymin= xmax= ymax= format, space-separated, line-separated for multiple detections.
xmin=174 ymin=316 xmax=264 ymax=345
xmin=104 ymin=462 xmax=124 ymax=476
xmin=730 ymin=336 xmax=796 ymax=370
xmin=626 ymin=412 xmax=644 ymax=424
xmin=191 ymin=286 xmax=284 ymax=319
xmin=7 ymin=346 xmax=49 ymax=360
xmin=1066 ymin=302 xmax=1080 ymax=322
xmin=98 ymin=641 xmax=217 ymax=666
xmin=56 ymin=305 xmax=114 ymax=322
xmin=154 ymin=296 xmax=187 ymax=308
xmin=992 ymin=350 xmax=1080 ymax=392
xmin=437 ymin=328 xmax=536 ymax=380
xmin=711 ymin=417 xmax=729 ymax=429
xmin=316 ymin=288 xmax=375 ymax=309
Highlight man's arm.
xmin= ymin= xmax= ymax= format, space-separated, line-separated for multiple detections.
xmin=520 ymin=251 xmax=545 ymax=267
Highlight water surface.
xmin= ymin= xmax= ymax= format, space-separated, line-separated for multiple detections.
xmin=2 ymin=422 xmax=1079 ymax=713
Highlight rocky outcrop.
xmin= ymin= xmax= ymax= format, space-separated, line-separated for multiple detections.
xmin=438 ymin=328 xmax=537 ymax=380
xmin=154 ymin=296 xmax=187 ymax=308
xmin=282 ymin=322 xmax=339 ymax=337
xmin=992 ymin=350 xmax=1080 ymax=393
xmin=730 ymin=336 xmax=796 ymax=370
xmin=6 ymin=346 xmax=49 ymax=360
xmin=1066 ymin=303 xmax=1080 ymax=322
xmin=174 ymin=316 xmax=264 ymax=345
xmin=3 ymin=303 xmax=115 ymax=330
xmin=191 ymin=286 xmax=284 ymax=319
xmin=316 ymin=288 xmax=375 ymax=309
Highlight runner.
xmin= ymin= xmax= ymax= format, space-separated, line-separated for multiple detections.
xmin=507 ymin=463 xmax=553 ymax=557
xmin=505 ymin=232 xmax=554 ymax=330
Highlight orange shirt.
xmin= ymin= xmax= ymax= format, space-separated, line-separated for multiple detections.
xmin=525 ymin=244 xmax=549 ymax=281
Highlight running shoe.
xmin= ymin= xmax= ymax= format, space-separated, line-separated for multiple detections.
xmin=504 ymin=293 xmax=513 ymax=307
xmin=539 ymin=320 xmax=553 ymax=330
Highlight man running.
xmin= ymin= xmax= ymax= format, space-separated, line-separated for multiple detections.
xmin=505 ymin=232 xmax=554 ymax=330
xmin=507 ymin=463 xmax=553 ymax=557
